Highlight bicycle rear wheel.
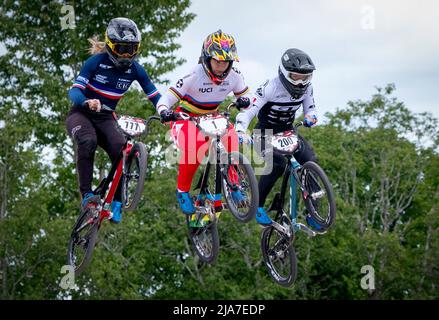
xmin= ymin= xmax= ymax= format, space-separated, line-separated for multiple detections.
xmin=187 ymin=215 xmax=219 ymax=264
xmin=67 ymin=208 xmax=99 ymax=276
xmin=122 ymin=142 xmax=148 ymax=211
xmin=261 ymin=225 xmax=297 ymax=287
xmin=300 ymin=161 xmax=336 ymax=233
xmin=221 ymin=152 xmax=258 ymax=223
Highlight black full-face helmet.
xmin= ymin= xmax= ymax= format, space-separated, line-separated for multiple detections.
xmin=278 ymin=48 xmax=316 ymax=98
xmin=105 ymin=17 xmax=141 ymax=70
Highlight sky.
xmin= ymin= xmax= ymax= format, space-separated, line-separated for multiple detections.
xmin=157 ymin=0 xmax=439 ymax=121
xmin=1 ymin=1 xmax=437 ymax=122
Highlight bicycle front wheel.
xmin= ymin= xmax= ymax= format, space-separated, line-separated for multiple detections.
xmin=221 ymin=152 xmax=258 ymax=223
xmin=122 ymin=142 xmax=148 ymax=211
xmin=300 ymin=161 xmax=336 ymax=233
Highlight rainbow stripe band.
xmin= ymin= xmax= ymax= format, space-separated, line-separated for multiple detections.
xmin=234 ymin=86 xmax=249 ymax=96
xmin=180 ymin=101 xmax=218 ymax=114
xmin=169 ymin=87 xmax=183 ymax=99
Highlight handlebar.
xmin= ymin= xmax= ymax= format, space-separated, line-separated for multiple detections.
xmin=293 ymin=121 xmax=303 ymax=131
xmin=168 ymin=102 xmax=238 ymax=123
xmin=144 ymin=116 xmax=161 ymax=136
xmin=96 ymin=102 xmax=241 ymax=136
xmin=97 ymin=104 xmax=162 ymax=137
xmin=226 ymin=102 xmax=237 ymax=112
xmin=100 ymin=104 xmax=113 ymax=112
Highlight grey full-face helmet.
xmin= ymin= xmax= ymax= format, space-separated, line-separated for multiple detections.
xmin=105 ymin=17 xmax=141 ymax=70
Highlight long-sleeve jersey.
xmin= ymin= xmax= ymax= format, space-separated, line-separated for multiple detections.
xmin=235 ymin=76 xmax=317 ymax=132
xmin=156 ymin=64 xmax=250 ymax=115
xmin=68 ymin=53 xmax=161 ymax=110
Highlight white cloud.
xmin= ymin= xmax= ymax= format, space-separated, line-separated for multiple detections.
xmin=160 ymin=0 xmax=439 ymax=119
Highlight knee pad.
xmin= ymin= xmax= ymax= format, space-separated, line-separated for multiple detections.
xmin=77 ymin=137 xmax=97 ymax=156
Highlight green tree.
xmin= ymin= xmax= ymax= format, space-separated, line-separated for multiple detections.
xmin=301 ymin=84 xmax=439 ymax=299
xmin=0 ymin=0 xmax=194 ymax=299
xmin=1 ymin=0 xmax=438 ymax=299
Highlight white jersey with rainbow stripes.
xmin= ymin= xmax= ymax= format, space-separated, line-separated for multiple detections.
xmin=159 ymin=64 xmax=250 ymax=114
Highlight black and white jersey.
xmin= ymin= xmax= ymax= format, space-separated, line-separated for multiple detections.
xmin=235 ymin=76 xmax=317 ymax=132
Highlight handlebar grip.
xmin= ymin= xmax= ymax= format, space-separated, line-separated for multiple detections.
xmin=100 ymin=104 xmax=114 ymax=112
xmin=226 ymin=102 xmax=237 ymax=112
xmin=293 ymin=121 xmax=303 ymax=131
xmin=174 ymin=112 xmax=191 ymax=121
xmin=143 ymin=115 xmax=162 ymax=136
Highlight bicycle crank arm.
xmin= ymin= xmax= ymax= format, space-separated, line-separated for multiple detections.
xmin=294 ymin=223 xmax=317 ymax=237
xmin=271 ymin=221 xmax=291 ymax=237
xmin=194 ymin=206 xmax=217 ymax=222
xmin=195 ymin=206 xmax=209 ymax=215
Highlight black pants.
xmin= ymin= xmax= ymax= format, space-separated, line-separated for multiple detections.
xmin=65 ymin=108 xmax=126 ymax=201
xmin=254 ymin=123 xmax=318 ymax=207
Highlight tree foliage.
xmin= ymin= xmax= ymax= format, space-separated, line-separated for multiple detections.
xmin=0 ymin=2 xmax=438 ymax=300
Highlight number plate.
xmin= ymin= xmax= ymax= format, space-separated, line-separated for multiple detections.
xmin=271 ymin=131 xmax=299 ymax=154
xmin=197 ymin=114 xmax=229 ymax=137
xmin=117 ymin=116 xmax=146 ymax=136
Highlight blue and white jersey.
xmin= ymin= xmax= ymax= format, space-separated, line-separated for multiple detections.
xmin=68 ymin=53 xmax=161 ymax=110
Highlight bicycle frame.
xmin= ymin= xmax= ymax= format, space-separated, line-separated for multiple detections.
xmin=185 ymin=104 xmax=239 ymax=218
xmin=270 ymin=154 xmax=317 ymax=238
xmin=91 ymin=105 xmax=160 ymax=224
xmin=194 ymin=134 xmax=229 ymax=215
xmin=92 ymin=139 xmax=133 ymax=223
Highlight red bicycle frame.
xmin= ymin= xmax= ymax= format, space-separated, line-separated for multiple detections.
xmin=96 ymin=141 xmax=134 ymax=223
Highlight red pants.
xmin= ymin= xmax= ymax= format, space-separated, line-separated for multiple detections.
xmin=170 ymin=112 xmax=239 ymax=192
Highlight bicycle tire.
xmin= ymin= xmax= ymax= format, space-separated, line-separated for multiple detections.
xmin=261 ymin=226 xmax=297 ymax=287
xmin=301 ymin=161 xmax=336 ymax=232
xmin=186 ymin=216 xmax=220 ymax=264
xmin=222 ymin=152 xmax=258 ymax=223
xmin=123 ymin=142 xmax=148 ymax=211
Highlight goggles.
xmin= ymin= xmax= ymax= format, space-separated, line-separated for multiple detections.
xmin=287 ymin=71 xmax=313 ymax=85
xmin=106 ymin=34 xmax=140 ymax=57
xmin=280 ymin=62 xmax=313 ymax=86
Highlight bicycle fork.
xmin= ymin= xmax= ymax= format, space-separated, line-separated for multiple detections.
xmin=193 ymin=138 xmax=224 ymax=221
xmin=289 ymin=159 xmax=316 ymax=237
xmin=270 ymin=158 xmax=316 ymax=238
